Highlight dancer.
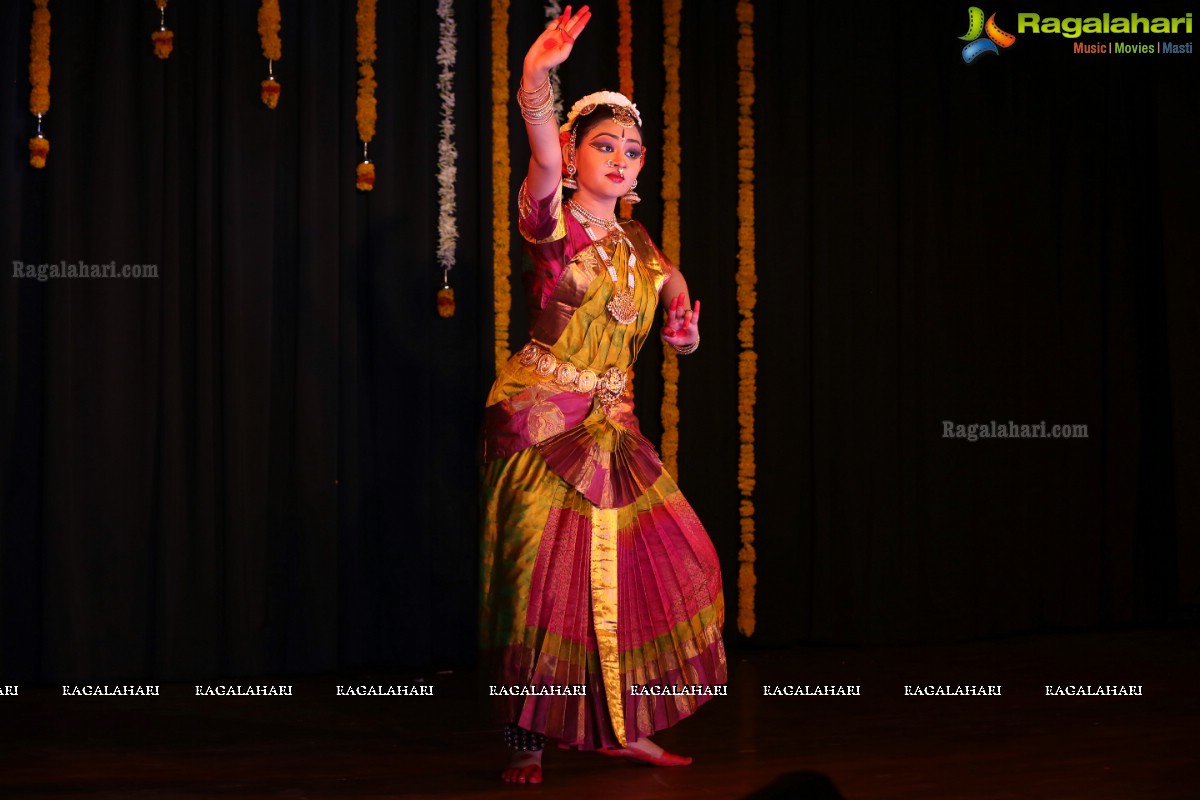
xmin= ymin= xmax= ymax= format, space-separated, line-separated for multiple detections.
xmin=480 ymin=5 xmax=726 ymax=784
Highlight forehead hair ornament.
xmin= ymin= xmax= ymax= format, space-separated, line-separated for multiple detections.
xmin=560 ymin=91 xmax=642 ymax=133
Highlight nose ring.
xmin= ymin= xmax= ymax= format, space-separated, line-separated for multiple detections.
xmin=606 ymin=159 xmax=625 ymax=177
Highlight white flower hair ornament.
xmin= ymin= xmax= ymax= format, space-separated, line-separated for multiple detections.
xmin=559 ymin=91 xmax=642 ymax=133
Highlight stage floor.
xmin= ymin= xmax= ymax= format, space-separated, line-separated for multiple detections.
xmin=2 ymin=627 xmax=1196 ymax=799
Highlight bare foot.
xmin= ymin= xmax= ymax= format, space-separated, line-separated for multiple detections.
xmin=599 ymin=736 xmax=691 ymax=766
xmin=501 ymin=749 xmax=543 ymax=783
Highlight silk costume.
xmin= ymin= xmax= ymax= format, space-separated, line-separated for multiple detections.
xmin=480 ymin=180 xmax=726 ymax=750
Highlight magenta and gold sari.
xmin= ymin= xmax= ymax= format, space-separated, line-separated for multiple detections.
xmin=480 ymin=180 xmax=726 ymax=750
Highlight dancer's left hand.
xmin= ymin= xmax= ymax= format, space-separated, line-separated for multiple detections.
xmin=661 ymin=294 xmax=700 ymax=348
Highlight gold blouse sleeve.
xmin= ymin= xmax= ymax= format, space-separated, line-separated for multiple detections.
xmin=517 ymin=178 xmax=568 ymax=245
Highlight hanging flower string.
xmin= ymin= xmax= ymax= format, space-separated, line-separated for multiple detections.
xmin=28 ymin=0 xmax=50 ymax=169
xmin=659 ymin=0 xmax=683 ymax=476
xmin=258 ymin=0 xmax=281 ymax=108
xmin=435 ymin=0 xmax=458 ymax=318
xmin=355 ymin=0 xmax=378 ymax=191
xmin=491 ymin=0 xmax=511 ymax=370
xmin=617 ymin=0 xmax=635 ymax=219
xmin=542 ymin=2 xmax=564 ymax=120
xmin=151 ymin=0 xmax=173 ymax=59
xmin=617 ymin=0 xmax=634 ymax=101
xmin=735 ymin=0 xmax=757 ymax=637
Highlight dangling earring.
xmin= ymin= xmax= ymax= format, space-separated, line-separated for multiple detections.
xmin=622 ymin=179 xmax=640 ymax=205
xmin=562 ymin=128 xmax=579 ymax=190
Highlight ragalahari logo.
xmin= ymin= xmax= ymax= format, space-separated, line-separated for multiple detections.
xmin=960 ymin=7 xmax=1017 ymax=62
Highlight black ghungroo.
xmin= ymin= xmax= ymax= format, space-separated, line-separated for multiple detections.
xmin=503 ymin=723 xmax=546 ymax=752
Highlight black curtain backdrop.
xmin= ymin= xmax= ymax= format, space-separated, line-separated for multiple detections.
xmin=1 ymin=0 xmax=1196 ymax=683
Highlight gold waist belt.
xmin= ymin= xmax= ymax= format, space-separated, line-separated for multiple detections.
xmin=516 ymin=342 xmax=628 ymax=408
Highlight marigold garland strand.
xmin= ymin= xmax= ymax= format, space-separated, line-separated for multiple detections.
xmin=618 ymin=0 xmax=634 ymax=98
xmin=151 ymin=0 xmax=173 ymax=60
xmin=436 ymin=0 xmax=459 ymax=318
xmin=617 ymin=0 xmax=635 ymax=219
xmin=356 ymin=0 xmax=378 ymax=191
xmin=734 ymin=0 xmax=757 ymax=637
xmin=491 ymin=0 xmax=512 ymax=370
xmin=258 ymin=0 xmax=282 ymax=108
xmin=614 ymin=0 xmax=636 ymax=393
xmin=28 ymin=0 xmax=50 ymax=168
xmin=659 ymin=0 xmax=683 ymax=477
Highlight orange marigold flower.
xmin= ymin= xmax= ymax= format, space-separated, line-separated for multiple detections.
xmin=29 ymin=0 xmax=51 ymax=116
xmin=735 ymin=0 xmax=757 ymax=638
xmin=437 ymin=287 xmax=456 ymax=318
xmin=152 ymin=29 xmax=174 ymax=60
xmin=356 ymin=161 xmax=375 ymax=192
xmin=261 ymin=78 xmax=280 ymax=108
xmin=617 ymin=0 xmax=634 ymax=98
xmin=356 ymin=0 xmax=377 ymax=63
xmin=258 ymin=0 xmax=282 ymax=61
xmin=356 ymin=63 xmax=377 ymax=143
xmin=29 ymin=136 xmax=50 ymax=168
xmin=490 ymin=0 xmax=510 ymax=370
xmin=30 ymin=85 xmax=50 ymax=117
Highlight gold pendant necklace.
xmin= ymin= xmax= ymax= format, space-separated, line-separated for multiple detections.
xmin=567 ymin=200 xmax=638 ymax=325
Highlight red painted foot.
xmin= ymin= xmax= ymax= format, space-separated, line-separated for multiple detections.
xmin=597 ymin=744 xmax=692 ymax=767
xmin=500 ymin=763 xmax=543 ymax=784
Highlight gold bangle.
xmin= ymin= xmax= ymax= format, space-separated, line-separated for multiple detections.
xmin=672 ymin=338 xmax=699 ymax=355
xmin=517 ymin=78 xmax=552 ymax=106
xmin=520 ymin=99 xmax=555 ymax=124
xmin=517 ymin=79 xmax=555 ymax=124
xmin=518 ymin=76 xmax=551 ymax=96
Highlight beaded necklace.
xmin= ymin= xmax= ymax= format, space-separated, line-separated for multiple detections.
xmin=566 ymin=199 xmax=638 ymax=325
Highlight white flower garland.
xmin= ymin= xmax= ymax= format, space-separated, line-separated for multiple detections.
xmin=543 ymin=1 xmax=564 ymax=119
xmin=436 ymin=0 xmax=458 ymax=276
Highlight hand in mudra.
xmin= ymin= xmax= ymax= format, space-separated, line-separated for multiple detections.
xmin=525 ymin=5 xmax=592 ymax=74
xmin=661 ymin=294 xmax=700 ymax=348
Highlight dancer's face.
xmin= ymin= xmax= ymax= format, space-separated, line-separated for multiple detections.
xmin=570 ymin=119 xmax=645 ymax=200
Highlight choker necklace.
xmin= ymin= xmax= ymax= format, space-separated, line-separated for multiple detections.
xmin=567 ymin=198 xmax=620 ymax=232
xmin=566 ymin=200 xmax=638 ymax=325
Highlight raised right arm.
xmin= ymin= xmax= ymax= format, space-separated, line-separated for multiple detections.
xmin=518 ymin=5 xmax=591 ymax=201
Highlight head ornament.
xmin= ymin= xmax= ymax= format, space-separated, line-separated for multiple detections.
xmin=559 ymin=91 xmax=642 ymax=133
